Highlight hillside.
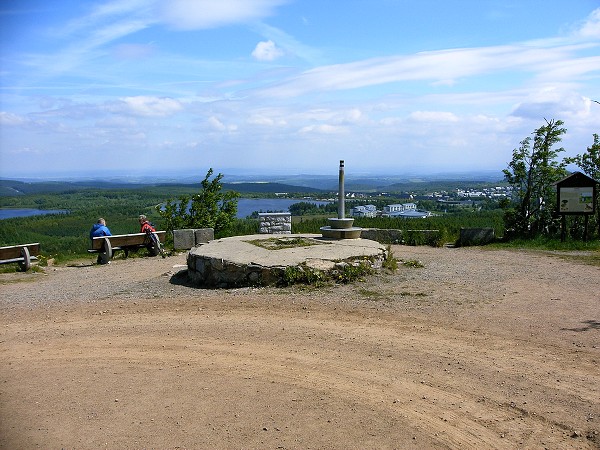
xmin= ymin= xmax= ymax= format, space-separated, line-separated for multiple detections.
xmin=0 ymin=179 xmax=324 ymax=197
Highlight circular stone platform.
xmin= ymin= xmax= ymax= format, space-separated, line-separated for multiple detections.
xmin=187 ymin=234 xmax=386 ymax=288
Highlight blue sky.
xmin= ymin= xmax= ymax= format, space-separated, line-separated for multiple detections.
xmin=1 ymin=0 xmax=600 ymax=179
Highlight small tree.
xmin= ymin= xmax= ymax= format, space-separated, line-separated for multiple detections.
xmin=502 ymin=119 xmax=568 ymax=238
xmin=564 ymin=133 xmax=600 ymax=237
xmin=157 ymin=168 xmax=240 ymax=237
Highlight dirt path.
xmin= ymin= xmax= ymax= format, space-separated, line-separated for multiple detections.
xmin=0 ymin=246 xmax=599 ymax=449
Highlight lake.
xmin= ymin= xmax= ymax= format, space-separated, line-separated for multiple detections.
xmin=0 ymin=208 xmax=69 ymax=220
xmin=237 ymin=198 xmax=330 ymax=218
xmin=0 ymin=199 xmax=327 ymax=220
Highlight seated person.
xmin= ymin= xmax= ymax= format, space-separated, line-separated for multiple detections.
xmin=138 ymin=214 xmax=155 ymax=234
xmin=90 ymin=218 xmax=112 ymax=239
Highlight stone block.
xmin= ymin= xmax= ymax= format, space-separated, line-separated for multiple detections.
xmin=258 ymin=212 xmax=292 ymax=234
xmin=459 ymin=228 xmax=495 ymax=246
xmin=173 ymin=229 xmax=195 ymax=250
xmin=195 ymin=228 xmax=214 ymax=245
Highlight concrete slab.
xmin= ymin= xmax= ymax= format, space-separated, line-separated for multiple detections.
xmin=187 ymin=234 xmax=386 ymax=287
xmin=190 ymin=234 xmax=384 ymax=266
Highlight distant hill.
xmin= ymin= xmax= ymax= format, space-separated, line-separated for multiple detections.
xmin=382 ymin=179 xmax=507 ymax=193
xmin=0 ymin=179 xmax=324 ymax=196
xmin=1 ymin=170 xmax=505 ymax=196
xmin=223 ymin=182 xmax=323 ymax=194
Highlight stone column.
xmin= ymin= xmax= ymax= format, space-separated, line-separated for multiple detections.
xmin=338 ymin=160 xmax=345 ymax=219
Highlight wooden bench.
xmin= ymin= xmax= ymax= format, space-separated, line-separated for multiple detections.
xmin=88 ymin=231 xmax=166 ymax=264
xmin=0 ymin=243 xmax=40 ymax=271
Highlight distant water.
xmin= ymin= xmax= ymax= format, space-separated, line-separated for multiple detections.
xmin=237 ymin=198 xmax=330 ymax=218
xmin=0 ymin=200 xmax=325 ymax=220
xmin=0 ymin=208 xmax=69 ymax=219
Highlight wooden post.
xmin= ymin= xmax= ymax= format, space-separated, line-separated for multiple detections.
xmin=561 ymin=214 xmax=566 ymax=242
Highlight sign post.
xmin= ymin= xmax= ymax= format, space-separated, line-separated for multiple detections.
xmin=555 ymin=172 xmax=598 ymax=242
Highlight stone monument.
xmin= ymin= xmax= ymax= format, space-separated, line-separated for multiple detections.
xmin=320 ymin=160 xmax=362 ymax=239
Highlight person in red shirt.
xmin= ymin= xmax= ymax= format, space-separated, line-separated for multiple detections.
xmin=138 ymin=214 xmax=155 ymax=233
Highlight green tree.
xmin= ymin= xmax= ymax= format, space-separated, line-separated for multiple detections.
xmin=288 ymin=201 xmax=321 ymax=216
xmin=502 ymin=119 xmax=568 ymax=238
xmin=565 ymin=133 xmax=600 ymax=179
xmin=564 ymin=133 xmax=600 ymax=237
xmin=157 ymin=169 xmax=240 ymax=237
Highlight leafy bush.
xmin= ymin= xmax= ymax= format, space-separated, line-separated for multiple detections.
xmin=157 ymin=169 xmax=240 ymax=238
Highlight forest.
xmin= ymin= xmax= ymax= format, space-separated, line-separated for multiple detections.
xmin=0 ymin=179 xmax=508 ymax=262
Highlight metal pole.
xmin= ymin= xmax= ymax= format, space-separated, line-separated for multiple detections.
xmin=338 ymin=160 xmax=345 ymax=219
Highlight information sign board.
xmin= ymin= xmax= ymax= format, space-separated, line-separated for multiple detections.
xmin=558 ymin=187 xmax=595 ymax=214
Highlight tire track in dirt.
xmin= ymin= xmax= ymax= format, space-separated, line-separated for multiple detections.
xmin=3 ymin=301 xmax=598 ymax=449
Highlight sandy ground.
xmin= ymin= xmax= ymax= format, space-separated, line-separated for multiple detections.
xmin=0 ymin=244 xmax=599 ymax=449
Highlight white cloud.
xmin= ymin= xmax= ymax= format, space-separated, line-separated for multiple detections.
xmin=117 ymin=96 xmax=183 ymax=117
xmin=409 ymin=111 xmax=459 ymax=122
xmin=207 ymin=116 xmax=237 ymax=132
xmin=511 ymin=87 xmax=592 ymax=120
xmin=574 ymin=7 xmax=600 ymax=38
xmin=255 ymin=42 xmax=595 ymax=99
xmin=0 ymin=112 xmax=28 ymax=126
xmin=252 ymin=40 xmax=285 ymax=61
xmin=208 ymin=116 xmax=226 ymax=131
xmin=158 ymin=0 xmax=288 ymax=30
xmin=298 ymin=124 xmax=348 ymax=134
xmin=246 ymin=113 xmax=287 ymax=127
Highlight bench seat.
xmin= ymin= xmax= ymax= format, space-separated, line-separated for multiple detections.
xmin=88 ymin=231 xmax=166 ymax=264
xmin=0 ymin=243 xmax=40 ymax=271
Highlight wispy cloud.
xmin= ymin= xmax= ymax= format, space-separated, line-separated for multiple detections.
xmin=23 ymin=0 xmax=291 ymax=77
xmin=158 ymin=0 xmax=289 ymax=30
xmin=254 ymin=41 xmax=598 ymax=99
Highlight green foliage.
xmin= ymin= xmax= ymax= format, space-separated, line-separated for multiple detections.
xmin=280 ymin=258 xmax=375 ymax=286
xmin=288 ymin=202 xmax=337 ymax=216
xmin=382 ymin=245 xmax=398 ymax=272
xmin=281 ymin=264 xmax=327 ymax=286
xmin=332 ymin=260 xmax=374 ymax=283
xmin=565 ymin=133 xmax=600 ymax=180
xmin=402 ymin=259 xmax=425 ymax=268
xmin=227 ymin=218 xmax=260 ymax=236
xmin=157 ymin=169 xmax=240 ymax=238
xmin=490 ymin=235 xmax=600 ymax=254
xmin=502 ymin=119 xmax=568 ymax=238
xmin=246 ymin=237 xmax=324 ymax=250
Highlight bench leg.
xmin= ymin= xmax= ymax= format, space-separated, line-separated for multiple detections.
xmin=18 ymin=247 xmax=31 ymax=271
xmin=99 ymin=237 xmax=113 ymax=265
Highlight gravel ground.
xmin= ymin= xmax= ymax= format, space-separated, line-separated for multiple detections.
xmin=1 ymin=245 xmax=599 ymax=449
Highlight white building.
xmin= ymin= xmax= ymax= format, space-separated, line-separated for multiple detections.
xmin=351 ymin=204 xmax=377 ymax=217
xmin=383 ymin=203 xmax=417 ymax=214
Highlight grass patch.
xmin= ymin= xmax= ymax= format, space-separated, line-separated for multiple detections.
xmin=399 ymin=291 xmax=428 ymax=297
xmin=490 ymin=237 xmax=600 ymax=266
xmin=246 ymin=237 xmax=327 ymax=250
xmin=490 ymin=237 xmax=600 ymax=252
xmin=280 ymin=258 xmax=377 ymax=287
xmin=357 ymin=288 xmax=387 ymax=301
xmin=401 ymin=259 xmax=425 ymax=268
xmin=382 ymin=245 xmax=398 ymax=272
xmin=549 ymin=252 xmax=600 ymax=267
